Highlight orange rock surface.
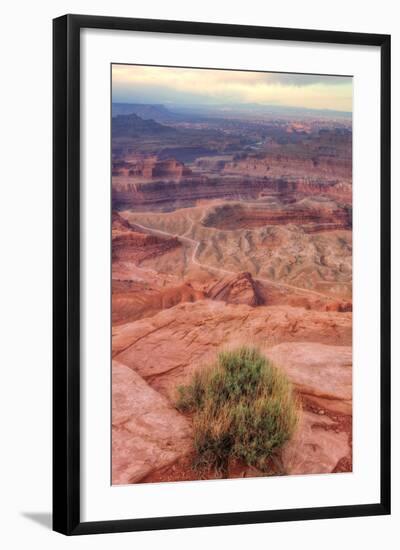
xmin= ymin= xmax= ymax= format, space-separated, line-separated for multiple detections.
xmin=111 ymin=111 xmax=353 ymax=483
xmin=112 ymin=361 xmax=192 ymax=484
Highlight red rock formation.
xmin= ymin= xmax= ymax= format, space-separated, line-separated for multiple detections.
xmin=152 ymin=159 xmax=191 ymax=178
xmin=266 ymin=342 xmax=352 ymax=415
xmin=112 ymin=281 xmax=205 ymax=325
xmin=206 ymin=272 xmax=264 ymax=306
xmin=325 ymin=300 xmax=352 ymax=312
xmin=203 ymin=202 xmax=351 ymax=232
xmin=112 ymin=176 xmax=351 ymax=211
xmin=112 ymin=176 xmax=268 ymax=210
xmin=291 ymin=180 xmax=352 ymax=203
xmin=112 ymin=304 xmax=353 ymax=480
xmin=223 ymin=149 xmax=351 ymax=182
xmin=281 ymin=411 xmax=350 ymax=475
xmin=112 ymin=210 xmax=134 ymax=231
xmin=112 ymin=301 xmax=352 ymax=393
xmin=112 ymin=211 xmax=181 ymax=264
xmin=112 ymin=360 xmax=192 ymax=484
xmin=111 ymin=117 xmax=353 ymax=484
xmin=112 ymin=155 xmax=191 ymax=180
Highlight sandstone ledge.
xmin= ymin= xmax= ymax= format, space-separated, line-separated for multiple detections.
xmin=112 ymin=360 xmax=192 ymax=485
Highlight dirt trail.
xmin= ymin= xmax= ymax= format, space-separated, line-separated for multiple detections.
xmin=132 ymin=221 xmax=335 ymax=301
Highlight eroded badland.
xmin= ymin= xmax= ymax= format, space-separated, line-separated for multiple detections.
xmin=111 ymin=103 xmax=353 ymax=484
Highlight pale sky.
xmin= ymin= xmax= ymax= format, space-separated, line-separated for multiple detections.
xmin=112 ymin=64 xmax=352 ymax=113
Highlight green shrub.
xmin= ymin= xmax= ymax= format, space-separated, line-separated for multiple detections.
xmin=176 ymin=346 xmax=299 ymax=474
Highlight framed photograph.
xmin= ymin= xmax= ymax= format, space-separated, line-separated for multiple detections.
xmin=53 ymin=14 xmax=391 ymax=535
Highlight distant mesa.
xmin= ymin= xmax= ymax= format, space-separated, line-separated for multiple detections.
xmin=112 ymin=155 xmax=192 ymax=180
xmin=207 ymin=272 xmax=264 ymax=307
xmin=152 ymin=159 xmax=191 ymax=178
xmin=112 ymin=112 xmax=178 ymax=138
xmin=112 ymin=103 xmax=187 ymax=124
xmin=223 ymin=147 xmax=351 ymax=182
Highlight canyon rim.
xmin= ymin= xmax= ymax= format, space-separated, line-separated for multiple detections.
xmin=111 ymin=64 xmax=353 ymax=485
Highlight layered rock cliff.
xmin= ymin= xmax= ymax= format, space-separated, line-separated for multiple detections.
xmin=202 ymin=202 xmax=352 ymax=232
xmin=112 ymin=211 xmax=181 ymax=263
xmin=112 ymin=176 xmax=351 ymax=211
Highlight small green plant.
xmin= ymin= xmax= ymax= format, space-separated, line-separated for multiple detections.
xmin=176 ymin=346 xmax=299 ymax=475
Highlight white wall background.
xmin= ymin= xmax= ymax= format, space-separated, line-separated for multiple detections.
xmin=0 ymin=0 xmax=398 ymax=547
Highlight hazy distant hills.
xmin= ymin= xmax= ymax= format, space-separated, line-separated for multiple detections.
xmin=174 ymin=103 xmax=352 ymax=120
xmin=111 ymin=104 xmax=351 ymax=161
xmin=111 ymin=112 xmax=228 ymax=160
xmin=112 ymin=103 xmax=188 ymax=123
xmin=112 ymin=102 xmax=351 ymax=122
xmin=112 ymin=112 xmax=180 ymax=138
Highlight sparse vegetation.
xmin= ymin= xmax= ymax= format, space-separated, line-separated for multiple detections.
xmin=176 ymin=346 xmax=299 ymax=475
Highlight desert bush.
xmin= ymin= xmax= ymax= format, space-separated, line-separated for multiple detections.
xmin=176 ymin=346 xmax=299 ymax=474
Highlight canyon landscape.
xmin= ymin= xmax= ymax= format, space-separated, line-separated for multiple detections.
xmin=111 ymin=65 xmax=353 ymax=485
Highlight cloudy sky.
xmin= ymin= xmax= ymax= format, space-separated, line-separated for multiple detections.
xmin=112 ymin=64 xmax=352 ymax=113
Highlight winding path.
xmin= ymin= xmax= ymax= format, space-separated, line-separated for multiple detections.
xmin=133 ymin=220 xmax=337 ymax=301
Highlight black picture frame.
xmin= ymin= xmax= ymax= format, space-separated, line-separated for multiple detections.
xmin=53 ymin=14 xmax=391 ymax=535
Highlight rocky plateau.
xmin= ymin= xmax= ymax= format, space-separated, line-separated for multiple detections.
xmin=111 ymin=106 xmax=353 ymax=484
